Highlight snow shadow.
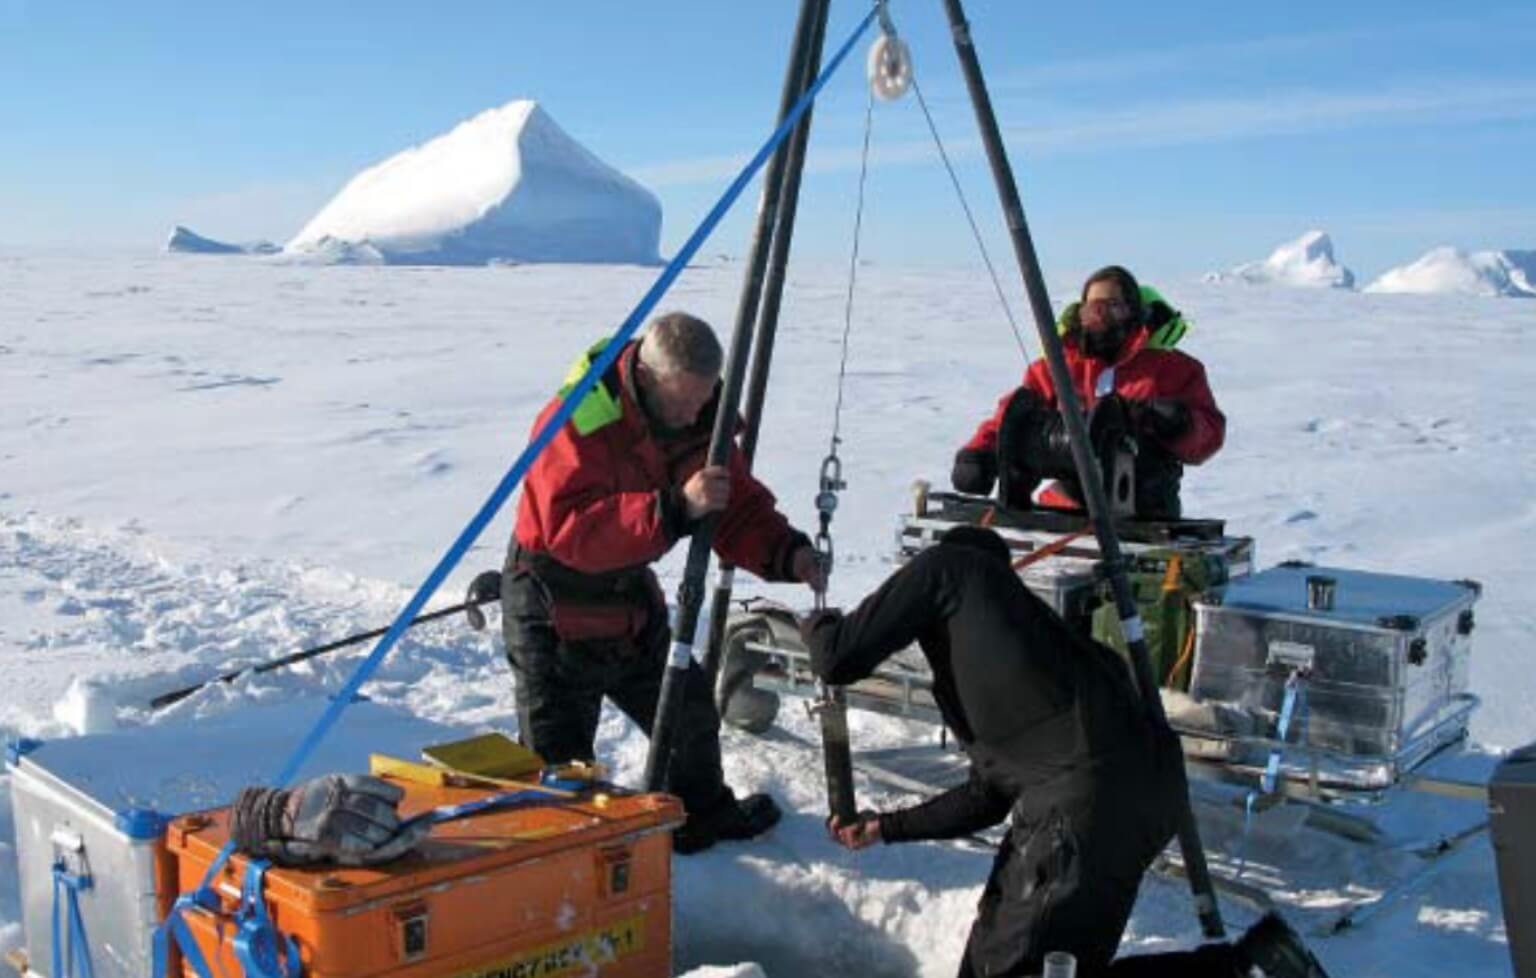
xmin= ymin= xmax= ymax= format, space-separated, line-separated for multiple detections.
xmin=676 ymin=858 xmax=924 ymax=976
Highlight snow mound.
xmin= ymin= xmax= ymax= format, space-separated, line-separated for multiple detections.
xmin=282 ymin=235 xmax=387 ymax=266
xmin=1205 ymin=230 xmax=1355 ymax=289
xmin=1366 ymin=246 xmax=1536 ymax=297
xmin=51 ymin=677 xmax=117 ymax=735
xmin=676 ymin=967 xmax=766 ymax=978
xmin=165 ymin=225 xmax=279 ymax=256
xmin=286 ymin=100 xmax=661 ymax=266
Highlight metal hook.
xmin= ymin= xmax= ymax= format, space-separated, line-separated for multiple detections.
xmin=818 ymin=452 xmax=846 ymax=497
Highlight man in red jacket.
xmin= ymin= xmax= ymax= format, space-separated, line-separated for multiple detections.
xmin=952 ymin=266 xmax=1225 ymax=518
xmin=502 ymin=311 xmax=825 ymax=853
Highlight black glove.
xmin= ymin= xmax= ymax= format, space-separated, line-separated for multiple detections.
xmin=1130 ymin=398 xmax=1191 ymax=441
xmin=231 ymin=774 xmax=430 ymax=867
xmin=797 ymin=608 xmax=842 ymax=646
xmin=1020 ymin=410 xmax=1073 ymax=469
xmin=798 ymin=608 xmax=845 ymax=681
xmin=464 ymin=570 xmax=503 ymax=631
xmin=951 ymin=448 xmax=997 ymax=495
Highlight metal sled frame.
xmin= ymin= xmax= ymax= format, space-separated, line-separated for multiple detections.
xmin=722 ymin=588 xmax=1499 ymax=935
xmin=734 ymin=625 xmax=1483 ymax=802
xmin=897 ymin=491 xmax=1251 ymax=571
xmin=727 ymin=624 xmax=1492 ymax=935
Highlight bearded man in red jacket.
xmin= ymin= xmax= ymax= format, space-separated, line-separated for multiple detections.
xmin=502 ymin=311 xmax=825 ymax=854
xmin=952 ymin=266 xmax=1225 ymax=519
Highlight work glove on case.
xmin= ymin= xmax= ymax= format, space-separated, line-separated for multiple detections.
xmin=232 ymin=773 xmax=430 ymax=867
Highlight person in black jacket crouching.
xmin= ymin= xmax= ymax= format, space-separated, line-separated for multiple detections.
xmin=799 ymin=525 xmax=1328 ymax=978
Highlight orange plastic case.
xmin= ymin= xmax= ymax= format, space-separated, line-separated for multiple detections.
xmin=165 ymin=780 xmax=685 ymax=978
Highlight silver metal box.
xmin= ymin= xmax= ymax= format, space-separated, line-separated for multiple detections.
xmin=1188 ymin=564 xmax=1479 ymax=789
xmin=7 ymin=740 xmax=170 ymax=978
xmin=1018 ymin=558 xmax=1100 ymax=630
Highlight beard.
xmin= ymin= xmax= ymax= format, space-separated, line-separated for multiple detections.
xmin=1082 ymin=321 xmax=1127 ymax=361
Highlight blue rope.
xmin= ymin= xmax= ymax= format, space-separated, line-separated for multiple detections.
xmin=185 ymin=4 xmax=880 ymax=900
xmin=400 ymin=787 xmax=552 ymax=831
xmin=1235 ymin=671 xmax=1308 ymax=877
xmin=51 ymin=863 xmax=95 ymax=978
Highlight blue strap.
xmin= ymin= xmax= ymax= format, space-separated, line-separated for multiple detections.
xmin=51 ymin=862 xmax=95 ymax=978
xmin=193 ymin=2 xmax=879 ymax=898
xmin=1262 ymin=673 xmax=1305 ymax=795
xmin=234 ymin=860 xmax=302 ymax=978
xmin=152 ymin=891 xmax=218 ymax=978
xmin=401 ymin=787 xmax=552 ymax=831
xmin=1235 ymin=671 xmax=1308 ymax=877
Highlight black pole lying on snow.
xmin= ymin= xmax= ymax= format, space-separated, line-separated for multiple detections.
xmin=938 ymin=0 xmax=1226 ymax=939
xmin=644 ymin=0 xmax=830 ymax=792
xmin=147 ymin=595 xmax=497 ymax=711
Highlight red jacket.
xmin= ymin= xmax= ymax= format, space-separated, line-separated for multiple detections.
xmin=961 ymin=321 xmax=1225 ymax=466
xmin=513 ymin=339 xmax=806 ymax=581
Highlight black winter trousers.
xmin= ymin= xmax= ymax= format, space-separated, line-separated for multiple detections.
xmin=958 ymin=733 xmax=1241 ymax=978
xmin=500 ymin=564 xmax=733 ymax=819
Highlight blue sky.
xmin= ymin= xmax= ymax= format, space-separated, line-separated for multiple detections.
xmin=3 ymin=1 xmax=1534 ymax=280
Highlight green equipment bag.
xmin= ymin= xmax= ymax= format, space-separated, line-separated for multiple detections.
xmin=1091 ymin=548 xmax=1229 ymax=691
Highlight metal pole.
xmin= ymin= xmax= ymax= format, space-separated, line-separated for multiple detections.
xmin=644 ymin=0 xmax=828 ymax=792
xmin=147 ymin=596 xmax=495 ymax=711
xmin=701 ymin=0 xmax=831 ymax=686
xmin=938 ymin=0 xmax=1226 ymax=938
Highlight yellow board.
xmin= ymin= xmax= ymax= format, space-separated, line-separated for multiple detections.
xmin=421 ymin=732 xmax=545 ymax=780
xmin=369 ymin=753 xmax=451 ymax=786
xmin=372 ymin=751 xmax=577 ymax=800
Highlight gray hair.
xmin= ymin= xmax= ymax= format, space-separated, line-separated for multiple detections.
xmin=639 ymin=311 xmax=723 ymax=378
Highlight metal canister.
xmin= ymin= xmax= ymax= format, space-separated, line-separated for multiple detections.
xmin=1305 ymin=574 xmax=1336 ymax=612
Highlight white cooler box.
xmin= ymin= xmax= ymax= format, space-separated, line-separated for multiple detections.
xmin=1188 ymin=563 xmax=1479 ymax=791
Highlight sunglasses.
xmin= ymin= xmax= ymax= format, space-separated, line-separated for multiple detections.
xmin=1080 ymin=297 xmax=1132 ymax=328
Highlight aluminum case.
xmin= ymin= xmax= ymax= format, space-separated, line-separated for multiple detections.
xmin=1017 ymin=558 xmax=1100 ymax=630
xmin=1188 ymin=564 xmax=1479 ymax=789
xmin=7 ymin=741 xmax=171 ymax=978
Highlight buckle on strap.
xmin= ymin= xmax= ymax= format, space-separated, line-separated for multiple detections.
xmin=234 ymin=860 xmax=302 ymax=978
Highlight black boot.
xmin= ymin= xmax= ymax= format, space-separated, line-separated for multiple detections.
xmin=1235 ymin=913 xmax=1331 ymax=978
xmin=673 ymin=792 xmax=782 ymax=855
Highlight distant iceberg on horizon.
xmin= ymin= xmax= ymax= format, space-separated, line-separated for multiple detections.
xmin=284 ymin=100 xmax=661 ymax=267
xmin=1204 ymin=230 xmax=1355 ymax=289
xmin=164 ymin=225 xmax=279 ymax=256
xmin=1365 ymin=246 xmax=1536 ymax=298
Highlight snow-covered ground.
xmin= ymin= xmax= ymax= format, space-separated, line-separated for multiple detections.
xmin=2 ymin=250 xmax=1533 ymax=976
